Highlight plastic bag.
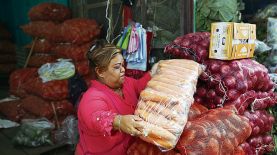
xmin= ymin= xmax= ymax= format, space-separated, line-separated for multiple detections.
xmin=134 ymin=59 xmax=203 ymax=150
xmin=267 ymin=17 xmax=277 ymax=49
xmin=255 ymin=40 xmax=272 ymax=54
xmin=0 ymin=119 xmax=19 ymax=128
xmin=38 ymin=59 xmax=75 ymax=83
xmin=13 ymin=118 xmax=55 ymax=147
xmin=54 ymin=115 xmax=78 ymax=146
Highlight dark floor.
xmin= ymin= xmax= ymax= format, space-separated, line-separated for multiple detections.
xmin=0 ymin=127 xmax=74 ymax=155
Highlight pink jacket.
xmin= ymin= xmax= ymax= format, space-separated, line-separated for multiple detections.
xmin=76 ymin=73 xmax=151 ymax=155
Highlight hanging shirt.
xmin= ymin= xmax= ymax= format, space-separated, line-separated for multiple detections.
xmin=126 ymin=23 xmax=147 ymax=71
xmin=76 ymin=73 xmax=151 ymax=155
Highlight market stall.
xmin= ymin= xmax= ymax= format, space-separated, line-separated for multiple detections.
xmin=0 ymin=0 xmax=276 ymax=155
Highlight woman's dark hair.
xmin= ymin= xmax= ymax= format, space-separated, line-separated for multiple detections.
xmin=87 ymin=40 xmax=122 ymax=77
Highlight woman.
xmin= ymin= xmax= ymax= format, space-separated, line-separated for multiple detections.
xmin=75 ymin=41 xmax=158 ymax=155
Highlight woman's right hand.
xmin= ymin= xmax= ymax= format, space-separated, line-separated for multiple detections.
xmin=113 ymin=115 xmax=144 ymax=136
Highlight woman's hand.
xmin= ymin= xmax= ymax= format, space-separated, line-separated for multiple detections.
xmin=113 ymin=115 xmax=144 ymax=136
xmin=150 ymin=62 xmax=159 ymax=77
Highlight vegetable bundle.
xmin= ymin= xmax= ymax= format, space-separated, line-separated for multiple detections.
xmin=196 ymin=0 xmax=244 ymax=31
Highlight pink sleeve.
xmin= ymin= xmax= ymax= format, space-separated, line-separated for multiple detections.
xmin=79 ymin=97 xmax=117 ymax=136
xmin=131 ymin=72 xmax=151 ymax=95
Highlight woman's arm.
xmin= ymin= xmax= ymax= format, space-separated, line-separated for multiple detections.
xmin=79 ymin=97 xmax=145 ymax=136
xmin=78 ymin=97 xmax=117 ymax=136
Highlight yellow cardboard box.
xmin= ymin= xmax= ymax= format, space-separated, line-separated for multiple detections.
xmin=209 ymin=22 xmax=256 ymax=60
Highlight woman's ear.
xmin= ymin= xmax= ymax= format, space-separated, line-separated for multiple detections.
xmin=95 ymin=67 xmax=105 ymax=78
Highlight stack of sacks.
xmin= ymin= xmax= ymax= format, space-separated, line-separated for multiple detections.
xmin=5 ymin=68 xmax=74 ymax=126
xmin=194 ymin=59 xmax=276 ymax=154
xmin=0 ymin=24 xmax=16 ymax=73
xmin=134 ymin=59 xmax=203 ymax=150
xmin=21 ymin=2 xmax=101 ymax=77
xmin=22 ymin=2 xmax=72 ymax=67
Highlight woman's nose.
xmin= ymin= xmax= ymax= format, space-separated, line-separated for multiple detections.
xmin=121 ymin=66 xmax=125 ymax=73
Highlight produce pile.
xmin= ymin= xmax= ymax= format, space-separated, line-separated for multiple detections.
xmin=0 ymin=3 xmax=99 ymax=136
xmin=129 ymin=31 xmax=276 ymax=155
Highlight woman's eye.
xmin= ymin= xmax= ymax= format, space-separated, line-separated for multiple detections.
xmin=114 ymin=66 xmax=120 ymax=69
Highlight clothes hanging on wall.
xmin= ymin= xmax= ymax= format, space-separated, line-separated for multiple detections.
xmin=117 ymin=23 xmax=148 ymax=71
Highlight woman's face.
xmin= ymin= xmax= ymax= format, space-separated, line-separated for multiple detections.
xmin=100 ymin=54 xmax=125 ymax=89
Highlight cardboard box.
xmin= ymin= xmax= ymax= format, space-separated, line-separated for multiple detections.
xmin=209 ymin=22 xmax=256 ymax=60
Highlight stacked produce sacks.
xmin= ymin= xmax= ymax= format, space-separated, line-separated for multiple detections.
xmin=21 ymin=2 xmax=101 ymax=77
xmin=0 ymin=24 xmax=16 ymax=73
xmin=132 ymin=31 xmax=276 ymax=155
xmin=193 ymin=58 xmax=276 ymax=154
xmin=0 ymin=3 xmax=100 ymax=128
xmin=164 ymin=31 xmax=276 ymax=154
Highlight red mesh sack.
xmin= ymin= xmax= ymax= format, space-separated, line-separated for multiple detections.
xmin=0 ymin=54 xmax=16 ymax=63
xmin=21 ymin=95 xmax=52 ymax=119
xmin=75 ymin=60 xmax=89 ymax=76
xmin=21 ymin=21 xmax=58 ymax=39
xmin=28 ymin=2 xmax=71 ymax=22
xmin=0 ymin=99 xmax=23 ymax=122
xmin=9 ymin=68 xmax=38 ymax=97
xmin=195 ymin=59 xmax=275 ymax=109
xmin=127 ymin=139 xmax=180 ymax=155
xmin=177 ymin=106 xmax=252 ymax=155
xmin=25 ymin=39 xmax=54 ymax=53
xmin=0 ymin=63 xmax=16 ymax=73
xmin=28 ymin=54 xmax=57 ymax=67
xmin=21 ymin=95 xmax=74 ymax=119
xmin=23 ymin=76 xmax=68 ymax=101
xmin=188 ymin=102 xmax=208 ymax=120
xmin=243 ymin=109 xmax=275 ymax=137
xmin=58 ymin=18 xmax=101 ymax=44
xmin=164 ymin=32 xmax=210 ymax=63
xmin=0 ymin=40 xmax=16 ymax=54
xmin=240 ymin=134 xmax=275 ymax=155
xmin=53 ymin=43 xmax=90 ymax=61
